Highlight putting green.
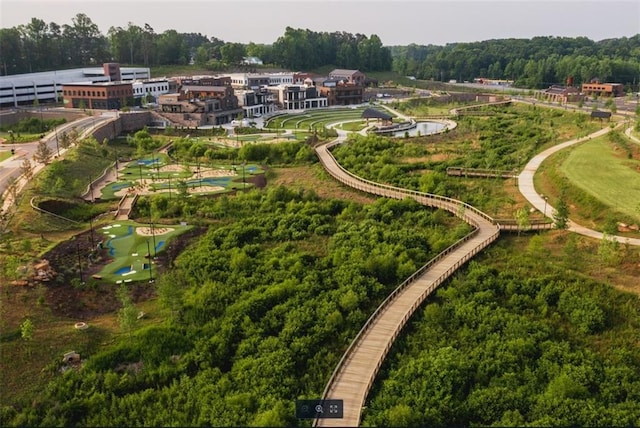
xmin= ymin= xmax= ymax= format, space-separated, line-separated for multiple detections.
xmin=96 ymin=221 xmax=192 ymax=283
xmin=560 ymin=137 xmax=640 ymax=221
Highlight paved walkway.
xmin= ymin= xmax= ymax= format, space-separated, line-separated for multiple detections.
xmin=518 ymin=124 xmax=640 ymax=246
xmin=315 ymin=130 xmax=499 ymax=427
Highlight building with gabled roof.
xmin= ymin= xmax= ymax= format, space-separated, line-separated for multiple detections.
xmin=328 ymin=69 xmax=366 ymax=86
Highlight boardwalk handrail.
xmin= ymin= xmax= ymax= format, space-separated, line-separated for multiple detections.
xmin=318 ymin=226 xmax=498 ymax=406
xmin=315 ymin=138 xmax=500 ymax=426
xmin=321 ymin=139 xmax=496 ymax=226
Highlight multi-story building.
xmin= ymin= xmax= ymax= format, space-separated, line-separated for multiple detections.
xmin=61 ymin=81 xmax=134 ymax=110
xmin=328 ymin=69 xmax=366 ymax=86
xmin=314 ymin=77 xmax=364 ymax=106
xmin=227 ymin=73 xmax=270 ymax=90
xmin=236 ymin=89 xmax=276 ymax=117
xmin=0 ymin=63 xmax=150 ymax=107
xmin=157 ymin=75 xmax=243 ymax=125
xmin=132 ymin=78 xmax=170 ymax=103
xmin=581 ymin=82 xmax=625 ymax=97
xmin=225 ymin=72 xmax=294 ymax=90
xmin=267 ymin=85 xmax=328 ymax=110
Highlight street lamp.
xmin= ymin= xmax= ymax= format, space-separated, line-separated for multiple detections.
xmin=242 ymin=162 xmax=246 ymax=190
xmin=76 ymin=240 xmax=84 ymax=284
xmin=146 ymin=240 xmax=154 ymax=283
xmin=541 ymin=194 xmax=548 ymax=217
xmin=149 ymin=221 xmax=156 ymax=258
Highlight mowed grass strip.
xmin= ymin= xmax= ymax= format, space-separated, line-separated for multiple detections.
xmin=560 ymin=137 xmax=640 ymax=221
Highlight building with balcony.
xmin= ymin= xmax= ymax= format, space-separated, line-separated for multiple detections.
xmin=236 ymin=89 xmax=276 ymax=117
xmin=267 ymin=85 xmax=328 ymax=110
xmin=313 ymin=77 xmax=364 ymax=106
xmin=157 ymin=75 xmax=243 ymax=126
xmin=328 ymin=69 xmax=366 ymax=86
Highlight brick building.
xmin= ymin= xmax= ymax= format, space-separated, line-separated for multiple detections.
xmin=581 ymin=82 xmax=625 ymax=97
xmin=62 ymin=81 xmax=134 ymax=109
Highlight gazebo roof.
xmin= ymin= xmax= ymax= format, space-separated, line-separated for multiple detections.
xmin=361 ymin=108 xmax=393 ymax=120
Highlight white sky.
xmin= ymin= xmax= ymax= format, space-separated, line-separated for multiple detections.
xmin=1 ymin=0 xmax=639 ymax=46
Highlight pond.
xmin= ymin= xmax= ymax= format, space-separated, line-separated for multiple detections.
xmin=392 ymin=121 xmax=445 ymax=137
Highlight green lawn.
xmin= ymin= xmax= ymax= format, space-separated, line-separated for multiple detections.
xmin=96 ymin=221 xmax=192 ymax=282
xmin=0 ymin=150 xmax=12 ymax=162
xmin=265 ymin=106 xmax=397 ymax=132
xmin=561 ymin=137 xmax=640 ymax=221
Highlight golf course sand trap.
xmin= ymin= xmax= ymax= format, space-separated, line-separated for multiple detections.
xmin=199 ymin=169 xmax=237 ymax=178
xmin=159 ymin=165 xmax=184 ymax=172
xmin=136 ymin=227 xmax=175 ymax=236
xmin=187 ymin=185 xmax=225 ymax=193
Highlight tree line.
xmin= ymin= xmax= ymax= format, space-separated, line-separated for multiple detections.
xmin=391 ymin=35 xmax=640 ymax=89
xmin=0 ymin=14 xmax=392 ymax=74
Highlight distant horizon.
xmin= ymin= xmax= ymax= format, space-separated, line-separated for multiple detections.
xmin=1 ymin=0 xmax=638 ymax=46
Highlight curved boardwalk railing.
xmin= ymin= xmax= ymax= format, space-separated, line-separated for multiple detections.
xmin=314 ymin=138 xmax=500 ymax=427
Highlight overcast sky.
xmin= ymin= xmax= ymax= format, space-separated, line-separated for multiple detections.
xmin=1 ymin=0 xmax=638 ymax=46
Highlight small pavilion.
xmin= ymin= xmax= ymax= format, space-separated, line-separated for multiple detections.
xmin=361 ymin=108 xmax=393 ymax=126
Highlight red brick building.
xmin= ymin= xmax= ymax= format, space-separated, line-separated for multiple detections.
xmin=581 ymin=82 xmax=625 ymax=97
xmin=62 ymin=82 xmax=134 ymax=109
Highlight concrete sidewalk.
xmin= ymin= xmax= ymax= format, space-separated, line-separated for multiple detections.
xmin=518 ymin=124 xmax=640 ymax=246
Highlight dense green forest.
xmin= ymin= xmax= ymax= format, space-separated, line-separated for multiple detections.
xmin=390 ymin=35 xmax=640 ymax=89
xmin=3 ymin=14 xmax=638 ymax=90
xmin=1 ymin=187 xmax=470 ymax=426
xmin=0 ymin=15 xmax=391 ymax=74
xmin=363 ymin=237 xmax=640 ymax=426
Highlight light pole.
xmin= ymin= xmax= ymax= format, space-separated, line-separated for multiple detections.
xmin=146 ymin=240 xmax=154 ymax=283
xmin=541 ymin=194 xmax=548 ymax=217
xmin=242 ymin=162 xmax=246 ymax=190
xmin=150 ymin=221 xmax=156 ymax=258
xmin=76 ymin=240 xmax=84 ymax=284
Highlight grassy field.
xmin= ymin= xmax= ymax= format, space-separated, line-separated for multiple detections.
xmin=0 ymin=149 xmax=12 ymax=162
xmin=265 ymin=106 xmax=397 ymax=132
xmin=560 ymin=137 xmax=640 ymax=222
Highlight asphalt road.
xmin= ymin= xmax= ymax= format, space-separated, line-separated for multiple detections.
xmin=0 ymin=114 xmax=111 ymax=207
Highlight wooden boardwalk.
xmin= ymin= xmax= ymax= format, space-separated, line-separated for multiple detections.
xmin=314 ymin=137 xmax=500 ymax=427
